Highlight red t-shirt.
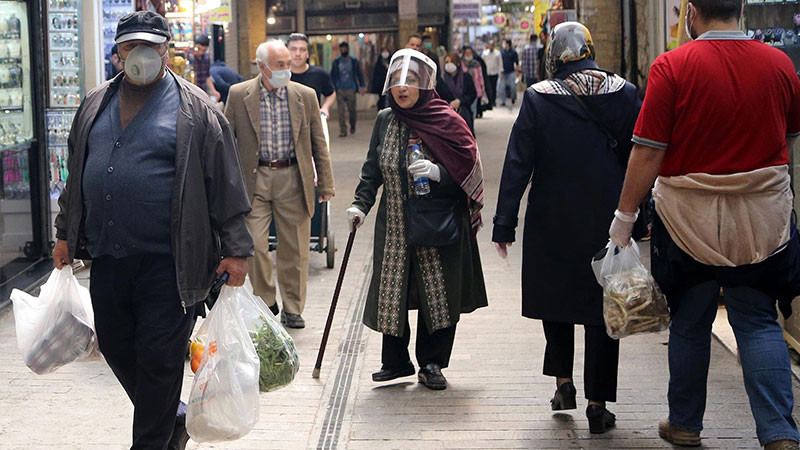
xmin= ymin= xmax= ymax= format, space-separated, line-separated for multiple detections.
xmin=633 ymin=31 xmax=800 ymax=177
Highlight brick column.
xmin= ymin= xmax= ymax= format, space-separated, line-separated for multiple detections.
xmin=398 ymin=0 xmax=418 ymax=49
xmin=578 ymin=0 xmax=622 ymax=74
xmin=236 ymin=0 xmax=267 ymax=77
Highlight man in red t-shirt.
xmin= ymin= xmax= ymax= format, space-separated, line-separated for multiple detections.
xmin=609 ymin=1 xmax=800 ymax=449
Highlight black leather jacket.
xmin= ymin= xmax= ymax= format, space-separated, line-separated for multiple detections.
xmin=54 ymin=70 xmax=253 ymax=307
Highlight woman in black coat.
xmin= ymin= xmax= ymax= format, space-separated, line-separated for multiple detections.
xmin=492 ymin=22 xmax=641 ymax=434
xmin=370 ymin=47 xmax=391 ymax=109
xmin=441 ymin=53 xmax=477 ymax=134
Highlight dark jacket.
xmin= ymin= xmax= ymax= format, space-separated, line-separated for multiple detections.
xmin=493 ymin=74 xmax=641 ymax=325
xmin=370 ymin=57 xmax=389 ymax=95
xmin=444 ymin=70 xmax=477 ymax=133
xmin=353 ymin=108 xmax=488 ymax=334
xmin=54 ymin=70 xmax=254 ymax=307
xmin=210 ymin=61 xmax=245 ymax=104
xmin=330 ymin=56 xmax=365 ymax=91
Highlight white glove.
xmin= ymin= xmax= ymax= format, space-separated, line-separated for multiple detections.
xmin=609 ymin=209 xmax=639 ymax=247
xmin=346 ymin=206 xmax=366 ymax=232
xmin=408 ymin=160 xmax=441 ymax=182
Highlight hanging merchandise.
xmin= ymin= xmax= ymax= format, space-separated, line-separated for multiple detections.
xmin=46 ymin=110 xmax=72 ymax=199
xmin=0 ymin=0 xmax=33 ymax=152
xmin=46 ymin=0 xmax=81 ymax=107
xmin=101 ymin=0 xmax=134 ymax=81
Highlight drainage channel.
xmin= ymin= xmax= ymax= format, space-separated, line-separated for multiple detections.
xmin=315 ymin=250 xmax=372 ymax=449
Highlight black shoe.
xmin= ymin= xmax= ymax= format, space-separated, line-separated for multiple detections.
xmin=269 ymin=303 xmax=279 ymax=316
xmin=372 ymin=363 xmax=415 ymax=382
xmin=587 ymin=405 xmax=616 ymax=434
xmin=339 ymin=131 xmax=347 ymax=137
xmin=281 ymin=312 xmax=305 ymax=328
xmin=550 ymin=381 xmax=577 ymax=411
xmin=418 ymin=363 xmax=447 ymax=390
xmin=512 ymin=98 xmax=516 ymax=105
xmin=167 ymin=406 xmax=190 ymax=450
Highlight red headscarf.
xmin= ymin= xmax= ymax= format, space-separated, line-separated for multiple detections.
xmin=388 ymin=89 xmax=484 ymax=233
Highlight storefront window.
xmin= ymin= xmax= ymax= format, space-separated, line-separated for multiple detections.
xmin=0 ymin=0 xmax=33 ymax=268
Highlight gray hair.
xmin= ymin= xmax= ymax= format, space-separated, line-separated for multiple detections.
xmin=255 ymin=39 xmax=287 ymax=63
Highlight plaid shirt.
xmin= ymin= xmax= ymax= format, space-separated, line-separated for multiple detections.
xmin=191 ymin=52 xmax=211 ymax=89
xmin=521 ymin=44 xmax=539 ymax=80
xmin=259 ymin=84 xmax=295 ymax=162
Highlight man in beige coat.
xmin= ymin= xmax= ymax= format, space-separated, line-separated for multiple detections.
xmin=225 ymin=40 xmax=335 ymax=328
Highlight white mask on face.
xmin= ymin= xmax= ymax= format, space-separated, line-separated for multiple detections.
xmin=122 ymin=45 xmax=166 ymax=85
xmin=444 ymin=62 xmax=457 ymax=74
xmin=266 ymin=66 xmax=292 ymax=89
xmin=381 ymin=51 xmax=390 ymax=59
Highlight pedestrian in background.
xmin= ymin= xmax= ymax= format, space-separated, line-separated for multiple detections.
xmin=461 ymin=46 xmax=485 ymax=123
xmin=189 ymin=34 xmax=221 ymax=101
xmin=209 ymin=59 xmax=244 ymax=104
xmin=442 ymin=53 xmax=477 ymax=134
xmin=288 ymin=33 xmax=336 ymax=118
xmin=498 ymin=39 xmax=519 ymax=107
xmin=493 ymin=22 xmax=641 ymax=434
xmin=371 ymin=47 xmax=392 ymax=109
xmin=470 ymin=43 xmax=489 ymax=118
xmin=105 ymin=44 xmax=123 ymax=80
xmin=521 ymin=34 xmax=540 ymax=87
xmin=52 ymin=11 xmax=253 ymax=450
xmin=611 ymin=1 xmax=800 ymax=448
xmin=225 ymin=40 xmax=335 ymax=329
xmin=346 ymin=49 xmax=487 ymax=390
xmin=330 ymin=41 xmax=366 ymax=137
xmin=482 ymin=40 xmax=501 ymax=108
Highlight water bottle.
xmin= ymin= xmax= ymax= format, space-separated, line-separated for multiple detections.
xmin=408 ymin=145 xmax=430 ymax=196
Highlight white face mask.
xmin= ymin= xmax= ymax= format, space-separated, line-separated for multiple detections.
xmin=266 ymin=67 xmax=291 ymax=89
xmin=381 ymin=51 xmax=390 ymax=59
xmin=444 ymin=62 xmax=457 ymax=74
xmin=122 ymin=45 xmax=165 ymax=85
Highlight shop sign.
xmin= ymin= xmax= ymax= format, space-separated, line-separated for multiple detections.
xmin=206 ymin=0 xmax=232 ymax=23
xmin=493 ymin=13 xmax=507 ymax=26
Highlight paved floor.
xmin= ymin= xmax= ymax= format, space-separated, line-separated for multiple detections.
xmin=1 ymin=103 xmax=798 ymax=449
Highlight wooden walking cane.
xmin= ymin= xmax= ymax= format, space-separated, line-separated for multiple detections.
xmin=312 ymin=220 xmax=358 ymax=379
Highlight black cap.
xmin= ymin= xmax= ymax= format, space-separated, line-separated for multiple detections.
xmin=339 ymin=41 xmax=349 ymax=47
xmin=195 ymin=35 xmax=210 ymax=47
xmin=114 ymin=11 xmax=170 ymax=45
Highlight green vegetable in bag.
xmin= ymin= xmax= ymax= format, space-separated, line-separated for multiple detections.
xmin=250 ymin=315 xmax=299 ymax=392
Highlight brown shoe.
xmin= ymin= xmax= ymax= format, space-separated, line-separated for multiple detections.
xmin=658 ymin=420 xmax=701 ymax=447
xmin=765 ymin=440 xmax=800 ymax=450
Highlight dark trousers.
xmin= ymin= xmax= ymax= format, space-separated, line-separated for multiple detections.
xmin=382 ymin=311 xmax=457 ymax=369
xmin=485 ymin=74 xmax=498 ymax=107
xmin=90 ymin=254 xmax=196 ymax=450
xmin=336 ymin=88 xmax=357 ymax=133
xmin=542 ymin=321 xmax=619 ymax=402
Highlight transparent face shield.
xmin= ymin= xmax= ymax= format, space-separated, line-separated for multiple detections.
xmin=381 ymin=49 xmax=437 ymax=95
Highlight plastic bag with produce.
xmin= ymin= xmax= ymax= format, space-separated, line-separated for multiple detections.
xmin=11 ymin=266 xmax=98 ymax=375
xmin=186 ymin=286 xmax=260 ymax=442
xmin=592 ymin=240 xmax=670 ymax=339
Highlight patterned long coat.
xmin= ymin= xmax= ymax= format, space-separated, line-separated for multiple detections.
xmin=352 ymin=109 xmax=488 ymax=336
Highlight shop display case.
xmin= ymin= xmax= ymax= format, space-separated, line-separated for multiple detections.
xmin=101 ymin=0 xmax=134 ymax=79
xmin=0 ymin=0 xmax=33 ymax=153
xmin=46 ymin=0 xmax=81 ymax=108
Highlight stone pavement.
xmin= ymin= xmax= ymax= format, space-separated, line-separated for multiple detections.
xmin=0 ymin=104 xmax=798 ymax=449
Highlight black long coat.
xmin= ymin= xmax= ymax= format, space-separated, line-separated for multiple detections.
xmin=492 ymin=80 xmax=641 ymax=325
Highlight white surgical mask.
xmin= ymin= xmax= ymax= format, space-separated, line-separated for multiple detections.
xmin=122 ymin=45 xmax=165 ymax=85
xmin=444 ymin=62 xmax=457 ymax=74
xmin=381 ymin=51 xmax=390 ymax=59
xmin=268 ymin=68 xmax=292 ymax=89
xmin=464 ymin=55 xmax=473 ymax=61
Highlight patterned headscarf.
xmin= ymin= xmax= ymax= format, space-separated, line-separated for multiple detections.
xmin=545 ymin=21 xmax=596 ymax=77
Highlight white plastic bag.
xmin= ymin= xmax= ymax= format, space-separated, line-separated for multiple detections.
xmin=186 ymin=285 xmax=261 ymax=443
xmin=593 ymin=240 xmax=670 ymax=339
xmin=11 ymin=266 xmax=97 ymax=375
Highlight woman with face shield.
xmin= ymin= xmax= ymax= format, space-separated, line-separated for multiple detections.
xmin=345 ymin=49 xmax=488 ymax=390
xmin=493 ymin=22 xmax=643 ymax=433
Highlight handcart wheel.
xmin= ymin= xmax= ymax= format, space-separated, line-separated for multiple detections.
xmin=326 ymin=230 xmax=336 ymax=269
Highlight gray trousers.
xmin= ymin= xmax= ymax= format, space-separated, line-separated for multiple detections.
xmin=336 ymin=89 xmax=357 ymax=133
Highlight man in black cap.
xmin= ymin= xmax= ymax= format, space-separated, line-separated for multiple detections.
xmin=190 ymin=34 xmax=221 ymax=101
xmin=52 ymin=11 xmax=253 ymax=450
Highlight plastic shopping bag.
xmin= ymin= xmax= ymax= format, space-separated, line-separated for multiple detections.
xmin=592 ymin=240 xmax=670 ymax=339
xmin=186 ymin=286 xmax=261 ymax=442
xmin=10 ymin=266 xmax=98 ymax=375
xmin=235 ymin=287 xmax=299 ymax=393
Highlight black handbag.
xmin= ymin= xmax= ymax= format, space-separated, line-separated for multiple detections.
xmin=405 ymin=196 xmax=461 ymax=247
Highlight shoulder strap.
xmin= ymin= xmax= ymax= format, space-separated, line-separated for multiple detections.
xmin=553 ymin=78 xmax=619 ymax=151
